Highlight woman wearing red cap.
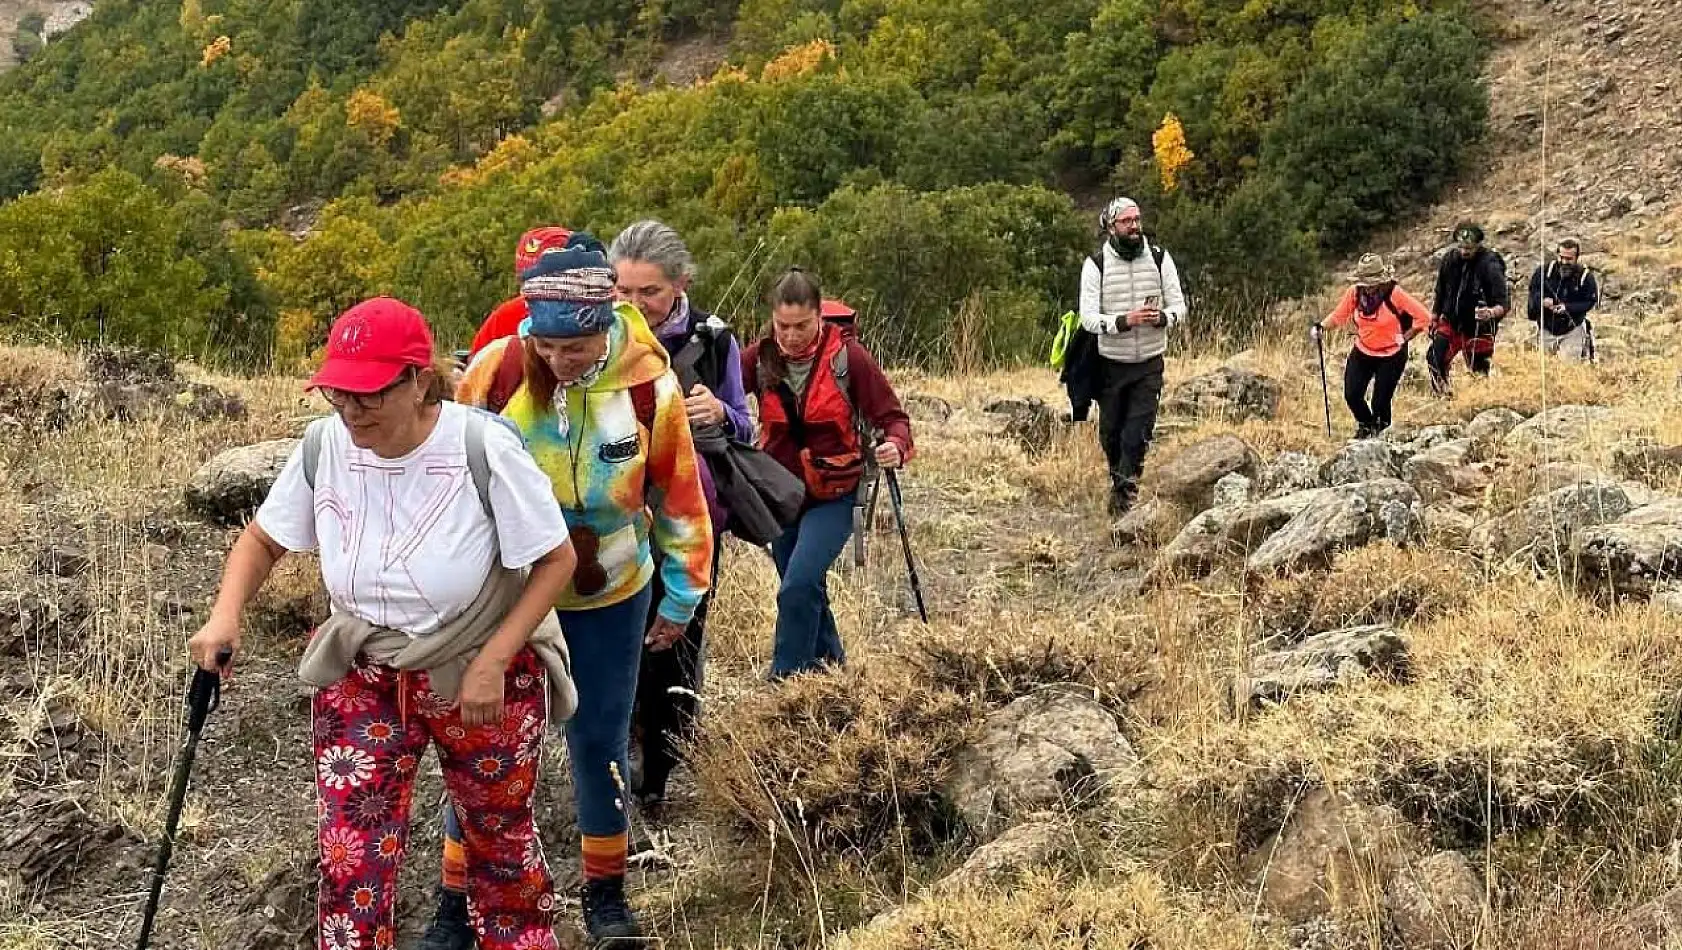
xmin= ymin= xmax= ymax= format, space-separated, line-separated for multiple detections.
xmin=188 ymin=298 xmax=578 ymax=950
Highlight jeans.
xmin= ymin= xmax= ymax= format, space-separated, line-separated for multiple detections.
xmin=1342 ymin=347 xmax=1408 ymax=432
xmin=1096 ymin=356 xmax=1165 ymax=499
xmin=558 ymin=584 xmax=653 ymax=836
xmin=768 ymin=493 xmax=855 ymax=679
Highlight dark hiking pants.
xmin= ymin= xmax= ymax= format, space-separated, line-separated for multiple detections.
xmin=1097 ymin=355 xmax=1165 ymax=501
xmin=1343 ymin=347 xmax=1408 ymax=433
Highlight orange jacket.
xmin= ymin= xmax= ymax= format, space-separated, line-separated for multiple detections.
xmin=1325 ymin=286 xmax=1433 ymax=357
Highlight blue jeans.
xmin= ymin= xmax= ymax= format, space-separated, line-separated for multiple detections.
xmin=440 ymin=582 xmax=651 ymax=861
xmin=768 ymin=493 xmax=854 ymax=679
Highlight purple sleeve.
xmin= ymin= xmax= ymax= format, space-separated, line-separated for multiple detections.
xmin=716 ymin=333 xmax=753 ymax=440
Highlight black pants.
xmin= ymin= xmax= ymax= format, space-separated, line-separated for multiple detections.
xmin=1426 ymin=321 xmax=1495 ymax=389
xmin=633 ymin=541 xmax=720 ymax=797
xmin=1096 ymin=355 xmax=1165 ymax=498
xmin=1343 ymin=347 xmax=1408 ymax=432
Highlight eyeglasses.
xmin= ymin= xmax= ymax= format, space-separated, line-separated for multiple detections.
xmin=570 ymin=524 xmax=608 ymax=597
xmin=322 ymin=370 xmax=416 ymax=412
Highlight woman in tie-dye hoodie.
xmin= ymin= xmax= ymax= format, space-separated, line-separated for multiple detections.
xmin=453 ymin=235 xmax=712 ymax=948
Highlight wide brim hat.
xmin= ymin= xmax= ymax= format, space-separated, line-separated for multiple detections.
xmin=1348 ymin=253 xmax=1396 ymax=287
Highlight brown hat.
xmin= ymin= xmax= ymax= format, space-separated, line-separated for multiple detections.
xmin=1348 ymin=253 xmax=1396 ymax=287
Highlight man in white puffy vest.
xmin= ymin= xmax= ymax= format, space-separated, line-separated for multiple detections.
xmin=1078 ymin=197 xmax=1188 ymax=516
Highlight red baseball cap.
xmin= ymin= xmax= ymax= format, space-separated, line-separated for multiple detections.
xmin=514 ymin=226 xmax=573 ymax=277
xmin=307 ymin=298 xmax=436 ymax=394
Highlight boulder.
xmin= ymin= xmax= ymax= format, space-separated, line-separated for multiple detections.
xmin=1150 ymin=507 xmax=1239 ymax=580
xmin=1246 ymin=479 xmax=1424 ymax=575
xmin=1224 ymin=489 xmax=1330 ymax=555
xmin=1212 ymin=472 xmax=1252 ymax=509
xmin=1257 ymin=451 xmax=1324 ymax=498
xmin=1233 ymin=624 xmax=1409 ymax=711
xmin=1153 ymin=435 xmax=1260 ymax=510
xmin=1162 ymin=366 xmax=1281 ymax=423
xmin=184 ymin=439 xmax=300 ymax=526
xmin=1244 ymin=787 xmax=1424 ymax=922
xmin=942 ymin=688 xmax=1140 ymax=838
xmin=1401 ymin=440 xmax=1486 ymax=502
xmin=1395 ymin=424 xmax=1465 ymax=455
xmin=1482 ymin=481 xmax=1633 ymax=570
xmin=1613 ymin=442 xmax=1682 ymax=483
xmin=1571 ymin=522 xmax=1682 ymax=597
xmin=1110 ymin=498 xmax=1180 ymax=548
xmin=1384 ymin=851 xmax=1484 ymax=950
xmin=1464 ymin=407 xmax=1526 ymax=447
xmin=1502 ymin=405 xmax=1617 ymax=456
xmin=31 ymin=545 xmax=91 ymax=578
xmin=85 ymin=346 xmax=176 ymax=382
xmin=984 ymin=397 xmax=1061 ymax=456
xmin=1321 ymin=440 xmax=1402 ymax=486
xmin=930 ymin=819 xmax=1067 ymax=893
xmin=1423 ymin=506 xmax=1477 ymax=550
xmin=1620 ymin=498 xmax=1682 ymax=526
xmin=902 ymin=392 xmax=955 ymax=423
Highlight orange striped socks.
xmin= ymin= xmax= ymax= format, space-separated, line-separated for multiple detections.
xmin=580 ymin=832 xmax=628 ymax=881
xmin=441 ymin=833 xmax=468 ymax=893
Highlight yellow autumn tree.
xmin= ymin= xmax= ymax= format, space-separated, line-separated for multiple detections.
xmin=1152 ymin=113 xmax=1194 ymax=193
xmin=762 ymin=39 xmax=836 ymax=82
xmin=346 ymin=89 xmax=402 ymax=148
xmin=200 ymin=35 xmax=231 ymax=68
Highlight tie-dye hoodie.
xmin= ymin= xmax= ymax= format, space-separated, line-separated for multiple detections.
xmin=456 ymin=303 xmax=713 ymax=624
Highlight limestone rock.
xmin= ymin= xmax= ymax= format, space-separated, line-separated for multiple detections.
xmin=184 ymin=439 xmax=300 ymax=526
xmin=1245 ymin=788 xmax=1424 ymax=923
xmin=1212 ymin=472 xmax=1252 ymax=509
xmin=1257 ymin=451 xmax=1324 ymax=498
xmin=1484 ymin=481 xmax=1632 ymax=570
xmin=1224 ymin=488 xmax=1331 ymax=555
xmin=1150 ymin=507 xmax=1239 ymax=581
xmin=984 ymin=397 xmax=1061 ymax=456
xmin=942 ymin=688 xmax=1140 ymax=838
xmin=1321 ymin=440 xmax=1402 ymax=486
xmin=1153 ymin=435 xmax=1260 ymax=510
xmin=1110 ymin=498 xmax=1180 ymax=548
xmin=1234 ymin=625 xmax=1409 ymax=711
xmin=1162 ymin=366 xmax=1282 ymax=423
xmin=932 ymin=819 xmax=1067 ymax=893
xmin=1464 ymin=407 xmax=1526 ymax=447
xmin=1502 ymin=405 xmax=1617 ymax=456
xmin=1571 ymin=522 xmax=1682 ymax=597
xmin=1246 ymin=480 xmax=1424 ymax=575
xmin=1384 ymin=851 xmax=1484 ymax=950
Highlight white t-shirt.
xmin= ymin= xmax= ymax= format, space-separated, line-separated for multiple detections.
xmin=257 ymin=402 xmax=570 ymax=636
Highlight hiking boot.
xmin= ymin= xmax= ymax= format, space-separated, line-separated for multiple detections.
xmin=419 ymin=887 xmax=475 ymax=950
xmin=581 ymin=877 xmax=643 ymax=947
xmin=1107 ymin=485 xmax=1136 ymax=517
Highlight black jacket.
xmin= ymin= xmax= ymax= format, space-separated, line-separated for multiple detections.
xmin=1527 ymin=263 xmax=1599 ymax=336
xmin=1060 ymin=326 xmax=1101 ymax=422
xmin=1433 ymin=248 xmax=1510 ymax=332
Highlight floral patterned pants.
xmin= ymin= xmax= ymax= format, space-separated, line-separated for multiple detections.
xmin=311 ymin=649 xmax=557 ymax=950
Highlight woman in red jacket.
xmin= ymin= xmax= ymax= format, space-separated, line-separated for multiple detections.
xmin=742 ymin=270 xmax=913 ymax=678
xmin=1313 ymin=253 xmax=1432 ymax=439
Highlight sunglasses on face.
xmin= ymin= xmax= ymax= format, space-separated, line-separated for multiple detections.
xmin=322 ymin=369 xmax=416 ymax=412
xmin=569 ymin=524 xmax=608 ymax=597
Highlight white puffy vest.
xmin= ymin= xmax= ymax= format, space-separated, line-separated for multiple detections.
xmin=1097 ymin=241 xmax=1168 ymax=363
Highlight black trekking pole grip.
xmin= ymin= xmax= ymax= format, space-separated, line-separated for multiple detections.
xmin=137 ymin=647 xmax=231 ymax=950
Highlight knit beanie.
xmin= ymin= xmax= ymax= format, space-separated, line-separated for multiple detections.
xmin=520 ymin=234 xmax=616 ymax=338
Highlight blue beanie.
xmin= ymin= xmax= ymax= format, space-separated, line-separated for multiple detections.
xmin=520 ymin=234 xmax=616 ymax=338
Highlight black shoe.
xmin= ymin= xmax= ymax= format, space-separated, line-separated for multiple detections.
xmin=1107 ymin=486 xmax=1135 ymax=517
xmin=419 ymin=887 xmax=476 ymax=950
xmin=581 ymin=877 xmax=643 ymax=947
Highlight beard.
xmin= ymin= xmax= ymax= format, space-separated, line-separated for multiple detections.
xmin=1109 ymin=233 xmax=1145 ymax=260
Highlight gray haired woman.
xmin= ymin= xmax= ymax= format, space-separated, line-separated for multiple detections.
xmin=609 ymin=220 xmax=750 ymax=813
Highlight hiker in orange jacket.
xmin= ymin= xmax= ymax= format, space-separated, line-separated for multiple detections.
xmin=1313 ymin=253 xmax=1432 ymax=439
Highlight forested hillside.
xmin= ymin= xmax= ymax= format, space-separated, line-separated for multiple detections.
xmin=0 ymin=0 xmax=1491 ymax=366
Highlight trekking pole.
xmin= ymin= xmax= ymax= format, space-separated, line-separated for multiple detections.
xmin=852 ymin=466 xmax=882 ymax=567
xmin=884 ymin=469 xmax=928 ymax=624
xmin=137 ymin=647 xmax=231 ymax=950
xmin=1313 ymin=328 xmax=1332 ymax=439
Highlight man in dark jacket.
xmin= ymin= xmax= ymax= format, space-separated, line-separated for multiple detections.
xmin=1527 ymin=238 xmax=1599 ymax=363
xmin=1427 ymin=222 xmax=1509 ymax=394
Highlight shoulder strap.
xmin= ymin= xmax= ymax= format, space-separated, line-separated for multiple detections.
xmin=631 ymin=380 xmax=657 ymax=432
xmin=301 ymin=417 xmax=330 ymax=491
xmin=487 ymin=338 xmax=525 ymax=414
xmin=1150 ymin=240 xmax=1166 ymax=274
